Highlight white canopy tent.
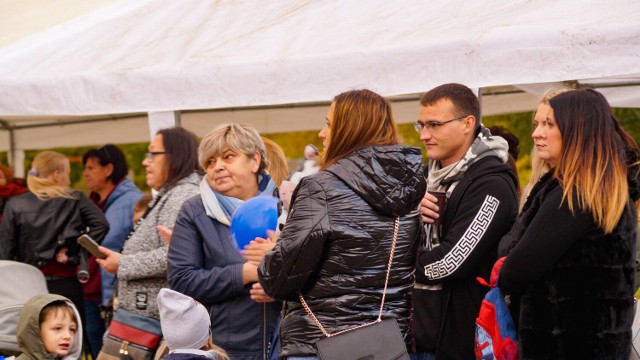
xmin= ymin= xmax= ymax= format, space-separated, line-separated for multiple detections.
xmin=1 ymin=0 xmax=640 ymax=175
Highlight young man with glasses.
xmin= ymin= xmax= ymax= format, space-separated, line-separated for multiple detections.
xmin=412 ymin=83 xmax=519 ymax=360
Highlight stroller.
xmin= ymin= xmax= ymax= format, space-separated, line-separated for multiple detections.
xmin=0 ymin=260 xmax=49 ymax=356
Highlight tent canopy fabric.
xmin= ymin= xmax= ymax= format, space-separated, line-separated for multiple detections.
xmin=1 ymin=0 xmax=640 ymax=152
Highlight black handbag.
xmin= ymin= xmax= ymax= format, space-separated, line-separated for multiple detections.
xmin=299 ymin=217 xmax=410 ymax=360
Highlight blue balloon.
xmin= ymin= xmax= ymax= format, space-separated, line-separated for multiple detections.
xmin=231 ymin=196 xmax=278 ymax=249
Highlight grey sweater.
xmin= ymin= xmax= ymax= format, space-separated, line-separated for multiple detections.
xmin=117 ymin=172 xmax=200 ymax=319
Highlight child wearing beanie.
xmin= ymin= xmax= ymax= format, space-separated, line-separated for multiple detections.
xmin=157 ymin=288 xmax=229 ymax=360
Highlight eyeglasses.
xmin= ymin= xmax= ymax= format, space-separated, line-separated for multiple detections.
xmin=145 ymin=152 xmax=167 ymax=163
xmin=413 ymin=115 xmax=468 ymax=132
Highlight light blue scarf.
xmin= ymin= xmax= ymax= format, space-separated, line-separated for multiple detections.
xmin=200 ymin=173 xmax=277 ymax=226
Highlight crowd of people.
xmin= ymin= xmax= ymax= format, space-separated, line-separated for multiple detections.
xmin=0 ymin=83 xmax=638 ymax=360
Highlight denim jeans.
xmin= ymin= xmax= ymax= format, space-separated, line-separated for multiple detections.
xmin=84 ymin=299 xmax=106 ymax=358
xmin=410 ymin=351 xmax=437 ymax=360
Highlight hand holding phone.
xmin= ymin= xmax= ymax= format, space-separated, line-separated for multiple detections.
xmin=77 ymin=234 xmax=107 ymax=259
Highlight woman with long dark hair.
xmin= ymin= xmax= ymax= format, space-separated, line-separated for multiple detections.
xmin=97 ymin=127 xmax=202 ymax=324
xmin=499 ymin=89 xmax=640 ymax=359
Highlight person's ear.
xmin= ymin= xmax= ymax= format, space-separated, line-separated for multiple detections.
xmin=463 ymin=115 xmax=476 ymax=135
xmin=251 ymin=152 xmax=261 ymax=174
xmin=105 ymin=163 xmax=114 ymax=177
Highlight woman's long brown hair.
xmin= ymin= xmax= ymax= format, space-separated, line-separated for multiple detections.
xmin=550 ymin=89 xmax=638 ymax=233
xmin=322 ymin=89 xmax=399 ymax=169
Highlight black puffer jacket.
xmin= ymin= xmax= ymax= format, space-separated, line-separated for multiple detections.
xmin=259 ymin=145 xmax=426 ymax=357
xmin=0 ymin=191 xmax=109 ymax=267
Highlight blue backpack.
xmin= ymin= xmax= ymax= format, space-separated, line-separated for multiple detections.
xmin=475 ymin=257 xmax=519 ymax=360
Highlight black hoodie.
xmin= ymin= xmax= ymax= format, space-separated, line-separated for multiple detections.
xmin=259 ymin=145 xmax=426 ymax=358
xmin=414 ymin=156 xmax=519 ymax=360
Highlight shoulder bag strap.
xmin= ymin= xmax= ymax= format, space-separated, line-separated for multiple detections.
xmin=299 ymin=216 xmax=400 ymax=337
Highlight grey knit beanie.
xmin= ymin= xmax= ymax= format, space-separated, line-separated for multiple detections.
xmin=157 ymin=288 xmax=211 ymax=350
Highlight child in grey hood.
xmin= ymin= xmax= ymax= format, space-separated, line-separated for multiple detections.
xmin=15 ymin=294 xmax=82 ymax=360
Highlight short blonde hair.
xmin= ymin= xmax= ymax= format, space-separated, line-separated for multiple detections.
xmin=198 ymin=124 xmax=269 ymax=174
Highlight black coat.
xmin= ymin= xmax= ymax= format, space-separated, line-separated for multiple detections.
xmin=259 ymin=145 xmax=426 ymax=357
xmin=0 ymin=191 xmax=109 ymax=267
xmin=500 ymin=172 xmax=637 ymax=359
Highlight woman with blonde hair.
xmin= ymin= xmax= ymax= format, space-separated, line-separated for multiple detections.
xmin=261 ymin=137 xmax=289 ymax=187
xmin=258 ymin=89 xmax=426 ymax=359
xmin=0 ymin=150 xmax=109 ymax=318
xmin=499 ymin=89 xmax=640 ymax=359
xmin=518 ymin=89 xmax=569 ymax=211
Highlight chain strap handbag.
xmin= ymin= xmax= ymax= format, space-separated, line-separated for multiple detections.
xmin=299 ymin=216 xmax=410 ymax=360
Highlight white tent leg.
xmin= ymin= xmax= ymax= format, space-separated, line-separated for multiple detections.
xmin=148 ymin=111 xmax=181 ymax=139
xmin=11 ymin=149 xmax=25 ymax=180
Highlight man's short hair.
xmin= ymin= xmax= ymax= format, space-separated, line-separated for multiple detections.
xmin=420 ymin=83 xmax=481 ymax=134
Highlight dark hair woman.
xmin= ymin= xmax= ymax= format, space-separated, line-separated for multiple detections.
xmin=258 ymin=89 xmax=426 ymax=359
xmin=96 ymin=127 xmax=202 ymax=328
xmin=499 ymin=89 xmax=640 ymax=359
xmin=81 ymin=144 xmax=142 ymax=357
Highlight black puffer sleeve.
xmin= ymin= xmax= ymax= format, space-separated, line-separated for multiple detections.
xmin=258 ymin=176 xmax=330 ymax=301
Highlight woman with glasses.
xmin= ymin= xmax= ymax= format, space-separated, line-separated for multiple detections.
xmin=499 ymin=89 xmax=640 ymax=359
xmin=167 ymin=124 xmax=280 ymax=360
xmin=81 ymin=144 xmax=142 ymax=357
xmin=96 ymin=128 xmax=202 ymax=346
xmin=258 ymin=89 xmax=426 ymax=359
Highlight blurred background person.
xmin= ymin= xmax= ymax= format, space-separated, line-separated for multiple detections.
xmin=488 ymin=125 xmax=520 ymax=191
xmin=261 ymin=137 xmax=289 ymax=188
xmin=81 ymin=144 xmax=142 ymax=357
xmin=0 ymin=150 xmax=109 ymax=325
xmin=258 ymin=89 xmax=426 ymax=359
xmin=133 ymin=192 xmax=153 ymax=225
xmin=168 ymin=123 xmax=280 ymax=360
xmin=0 ymin=163 xmax=27 ymax=223
xmin=499 ymin=89 xmax=640 ymax=359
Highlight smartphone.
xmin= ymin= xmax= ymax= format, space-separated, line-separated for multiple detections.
xmin=77 ymin=234 xmax=107 ymax=259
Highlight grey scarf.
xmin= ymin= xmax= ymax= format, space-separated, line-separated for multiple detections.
xmin=424 ymin=125 xmax=509 ymax=252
